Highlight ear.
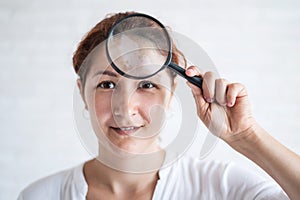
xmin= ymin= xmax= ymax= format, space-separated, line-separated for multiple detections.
xmin=77 ymin=79 xmax=88 ymax=110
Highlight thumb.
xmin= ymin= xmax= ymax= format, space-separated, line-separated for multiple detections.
xmin=186 ymin=81 xmax=208 ymax=119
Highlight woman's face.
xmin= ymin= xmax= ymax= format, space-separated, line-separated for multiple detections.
xmin=79 ymin=44 xmax=174 ymax=154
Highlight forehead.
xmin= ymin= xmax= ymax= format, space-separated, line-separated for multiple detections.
xmin=87 ymin=41 xmax=169 ymax=79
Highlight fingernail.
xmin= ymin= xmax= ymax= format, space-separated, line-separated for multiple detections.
xmin=187 ymin=69 xmax=194 ymax=75
xmin=205 ymin=97 xmax=214 ymax=103
xmin=227 ymin=102 xmax=233 ymax=107
xmin=192 ymin=68 xmax=198 ymax=74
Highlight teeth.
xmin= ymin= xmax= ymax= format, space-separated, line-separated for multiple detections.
xmin=120 ymin=127 xmax=135 ymax=131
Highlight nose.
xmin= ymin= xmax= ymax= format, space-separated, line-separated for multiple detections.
xmin=111 ymin=85 xmax=138 ymax=120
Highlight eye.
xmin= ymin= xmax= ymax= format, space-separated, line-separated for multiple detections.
xmin=97 ymin=81 xmax=115 ymax=89
xmin=138 ymin=81 xmax=157 ymax=89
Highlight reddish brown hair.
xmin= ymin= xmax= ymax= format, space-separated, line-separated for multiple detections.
xmin=72 ymin=11 xmax=186 ymax=87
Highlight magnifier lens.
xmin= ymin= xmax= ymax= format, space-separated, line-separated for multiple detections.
xmin=106 ymin=15 xmax=171 ymax=79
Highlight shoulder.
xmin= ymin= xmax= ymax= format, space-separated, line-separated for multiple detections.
xmin=163 ymin=156 xmax=239 ymax=188
xmin=161 ymin=156 xmax=233 ymax=180
xmin=155 ymin=157 xmax=288 ymax=199
xmin=17 ymin=163 xmax=86 ymax=200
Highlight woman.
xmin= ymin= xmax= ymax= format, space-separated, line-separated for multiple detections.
xmin=18 ymin=11 xmax=300 ymax=200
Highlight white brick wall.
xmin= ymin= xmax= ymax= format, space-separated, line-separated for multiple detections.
xmin=1 ymin=0 xmax=300 ymax=199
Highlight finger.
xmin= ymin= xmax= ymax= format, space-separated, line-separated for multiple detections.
xmin=215 ymin=78 xmax=229 ymax=106
xmin=226 ymin=83 xmax=247 ymax=107
xmin=202 ymin=72 xmax=216 ymax=103
xmin=185 ymin=66 xmax=201 ymax=77
xmin=186 ymin=80 xmax=203 ymax=96
xmin=186 ymin=81 xmax=207 ymax=118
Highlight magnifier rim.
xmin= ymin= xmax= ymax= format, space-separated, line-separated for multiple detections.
xmin=106 ymin=13 xmax=173 ymax=79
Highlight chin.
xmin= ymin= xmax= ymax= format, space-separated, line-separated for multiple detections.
xmin=108 ymin=136 xmax=158 ymax=155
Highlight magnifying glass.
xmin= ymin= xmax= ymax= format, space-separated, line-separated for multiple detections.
xmin=106 ymin=13 xmax=203 ymax=88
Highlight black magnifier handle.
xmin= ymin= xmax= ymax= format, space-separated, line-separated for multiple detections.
xmin=168 ymin=62 xmax=203 ymax=88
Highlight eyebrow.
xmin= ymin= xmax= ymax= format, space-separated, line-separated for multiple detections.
xmin=93 ymin=70 xmax=118 ymax=78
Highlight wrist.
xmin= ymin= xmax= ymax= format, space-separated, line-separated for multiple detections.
xmin=225 ymin=122 xmax=264 ymax=152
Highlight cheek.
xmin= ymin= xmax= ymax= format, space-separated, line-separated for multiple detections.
xmin=136 ymin=90 xmax=170 ymax=119
xmin=91 ymin=92 xmax=113 ymax=124
xmin=138 ymin=93 xmax=165 ymax=106
xmin=143 ymin=89 xmax=170 ymax=105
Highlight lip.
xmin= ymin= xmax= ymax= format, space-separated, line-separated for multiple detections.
xmin=110 ymin=126 xmax=141 ymax=136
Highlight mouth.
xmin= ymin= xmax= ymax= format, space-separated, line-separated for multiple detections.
xmin=110 ymin=126 xmax=142 ymax=136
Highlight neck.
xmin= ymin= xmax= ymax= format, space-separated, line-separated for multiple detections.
xmin=83 ymin=145 xmax=165 ymax=194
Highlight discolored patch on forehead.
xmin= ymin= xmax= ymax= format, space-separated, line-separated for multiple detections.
xmin=107 ymin=31 xmax=169 ymax=78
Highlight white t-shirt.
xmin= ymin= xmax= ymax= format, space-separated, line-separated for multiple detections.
xmin=17 ymin=157 xmax=288 ymax=200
